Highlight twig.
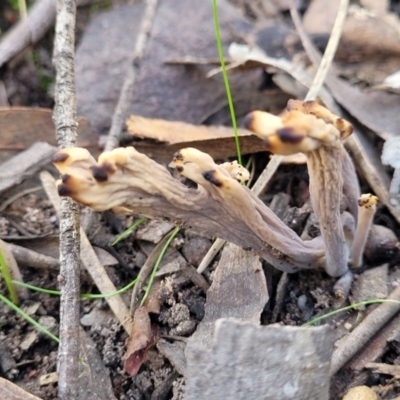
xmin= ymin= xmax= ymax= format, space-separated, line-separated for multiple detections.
xmin=330 ymin=285 xmax=400 ymax=375
xmin=290 ymin=0 xmax=350 ymax=101
xmin=103 ymin=0 xmax=159 ymax=152
xmin=0 ymin=0 xmax=93 ymax=68
xmin=0 ymin=186 xmax=42 ymax=212
xmin=40 ymin=171 xmax=133 ymax=334
xmin=52 ymin=0 xmax=80 ymax=398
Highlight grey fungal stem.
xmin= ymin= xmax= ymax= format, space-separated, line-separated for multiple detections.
xmin=307 ymin=145 xmax=347 ymax=276
xmin=246 ymin=100 xmax=356 ymax=277
xmin=350 ymin=194 xmax=378 ymax=269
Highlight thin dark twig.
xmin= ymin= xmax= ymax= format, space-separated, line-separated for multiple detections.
xmin=53 ymin=0 xmax=80 ymax=398
xmin=104 ymin=0 xmax=160 ymax=152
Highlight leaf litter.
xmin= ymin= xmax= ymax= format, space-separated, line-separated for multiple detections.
xmin=1 ymin=0 xmax=400 ymax=399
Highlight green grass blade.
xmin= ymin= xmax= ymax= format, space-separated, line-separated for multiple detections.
xmin=0 ymin=292 xmax=59 ymax=343
xmin=212 ymin=0 xmax=242 ymax=165
xmin=111 ymin=217 xmax=147 ymax=246
xmin=141 ymin=227 xmax=180 ymax=306
xmin=303 ymin=299 xmax=400 ymax=327
xmin=0 ymin=250 xmax=18 ymax=305
xmin=12 ymin=278 xmax=139 ymax=299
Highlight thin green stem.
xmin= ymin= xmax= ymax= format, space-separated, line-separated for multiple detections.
xmin=212 ymin=0 xmax=242 ymax=165
xmin=303 ymin=299 xmax=400 ymax=327
xmin=141 ymin=227 xmax=180 ymax=306
xmin=0 ymin=250 xmax=18 ymax=305
xmin=111 ymin=217 xmax=147 ymax=246
xmin=0 ymin=292 xmax=59 ymax=343
xmin=12 ymin=277 xmax=139 ymax=299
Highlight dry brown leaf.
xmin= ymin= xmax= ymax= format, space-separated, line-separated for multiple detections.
xmin=0 ymin=377 xmax=42 ymax=400
xmin=304 ymin=1 xmax=400 ymax=59
xmin=0 ymin=107 xmax=99 ymax=160
xmin=303 ymin=0 xmax=400 ymax=84
xmin=125 ymin=115 xmax=267 ymax=160
xmin=123 ymin=307 xmax=159 ymax=376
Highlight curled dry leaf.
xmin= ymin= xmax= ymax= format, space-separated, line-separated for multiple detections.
xmin=124 ymin=307 xmax=159 ymax=376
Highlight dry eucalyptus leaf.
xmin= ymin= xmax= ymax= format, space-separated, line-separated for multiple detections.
xmin=125 ymin=115 xmax=267 ymax=161
xmin=75 ymin=2 xmax=146 ymax=135
xmin=304 ymin=1 xmax=400 ymax=59
xmin=0 ymin=108 xmax=98 ymax=161
xmin=76 ymin=0 xmax=281 ymax=136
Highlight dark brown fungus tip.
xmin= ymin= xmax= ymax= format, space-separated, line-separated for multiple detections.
xmin=58 ymin=184 xmax=73 ymax=197
xmin=243 ymin=112 xmax=255 ymax=131
xmin=176 ymin=166 xmax=184 ymax=173
xmin=91 ymin=162 xmax=115 ymax=182
xmin=277 ymin=127 xmax=304 ymax=144
xmin=172 ymin=151 xmax=184 ymax=162
xmin=61 ymin=174 xmax=71 ymax=184
xmin=53 ymin=151 xmax=69 ymax=164
xmin=202 ymin=170 xmax=223 ymax=187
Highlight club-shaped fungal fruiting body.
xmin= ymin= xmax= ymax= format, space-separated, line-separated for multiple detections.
xmin=245 ymin=100 xmax=358 ymax=277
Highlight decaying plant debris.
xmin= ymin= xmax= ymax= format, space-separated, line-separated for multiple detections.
xmin=3 ymin=0 xmax=400 ymax=399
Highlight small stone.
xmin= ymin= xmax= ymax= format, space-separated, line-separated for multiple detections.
xmin=181 ymin=236 xmax=212 ymax=267
xmin=22 ymin=302 xmax=41 ymax=316
xmin=342 ymin=386 xmax=377 ymax=400
xmin=344 ymin=322 xmax=352 ymax=330
xmin=38 ymin=316 xmax=58 ymax=336
xmin=135 ymin=220 xmax=175 ymax=243
xmin=170 ymin=320 xmax=197 ymax=336
xmin=19 ymin=331 xmax=38 ymax=351
xmin=80 ymin=306 xmax=114 ymax=327
xmin=39 ymin=372 xmax=59 ymax=386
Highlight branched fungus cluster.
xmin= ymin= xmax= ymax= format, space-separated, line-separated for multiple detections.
xmin=53 ymin=100 xmax=376 ymax=277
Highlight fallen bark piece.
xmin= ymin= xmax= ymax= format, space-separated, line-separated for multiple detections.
xmin=185 ymin=320 xmax=334 ymax=400
xmin=0 ymin=377 xmax=42 ymax=399
xmin=186 ymin=242 xmax=268 ymax=353
xmin=77 ymin=328 xmax=117 ymax=400
xmin=350 ymin=265 xmax=388 ymax=306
